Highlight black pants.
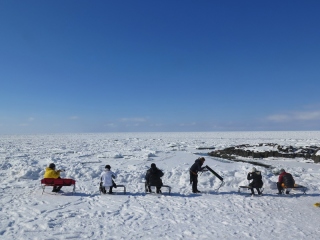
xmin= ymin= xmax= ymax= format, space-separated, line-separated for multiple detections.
xmin=249 ymin=182 xmax=262 ymax=195
xmin=277 ymin=182 xmax=294 ymax=194
xmin=190 ymin=173 xmax=198 ymax=192
xmin=52 ymin=177 xmax=62 ymax=192
xmin=108 ymin=180 xmax=117 ymax=193
xmin=100 ymin=181 xmax=117 ymax=194
xmin=145 ymin=182 xmax=161 ymax=193
xmin=277 ymin=182 xmax=283 ymax=193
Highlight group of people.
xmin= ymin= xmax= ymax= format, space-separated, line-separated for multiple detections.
xmin=43 ymin=157 xmax=295 ymax=195
xmin=188 ymin=157 xmax=295 ymax=195
xmin=98 ymin=162 xmax=164 ymax=194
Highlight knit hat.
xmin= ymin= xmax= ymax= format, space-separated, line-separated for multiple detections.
xmin=105 ymin=165 xmax=111 ymax=169
xmin=151 ymin=163 xmax=156 ymax=168
xmin=252 ymin=167 xmax=257 ymax=172
xmin=49 ymin=163 xmax=56 ymax=169
xmin=279 ymin=168 xmax=285 ymax=173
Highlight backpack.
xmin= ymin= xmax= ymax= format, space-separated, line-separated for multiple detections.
xmin=283 ymin=173 xmax=295 ymax=188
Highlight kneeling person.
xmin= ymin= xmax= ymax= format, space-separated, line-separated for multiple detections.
xmin=100 ymin=165 xmax=117 ymax=194
xmin=277 ymin=168 xmax=295 ymax=194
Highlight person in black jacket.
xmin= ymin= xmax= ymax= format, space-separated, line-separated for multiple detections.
xmin=190 ymin=157 xmax=206 ymax=193
xmin=247 ymin=167 xmax=263 ymax=195
xmin=145 ymin=163 xmax=164 ymax=193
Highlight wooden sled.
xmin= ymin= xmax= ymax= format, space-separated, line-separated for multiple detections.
xmin=238 ymin=185 xmax=264 ymax=194
xmin=145 ymin=184 xmax=171 ymax=195
xmin=41 ymin=178 xmax=76 ymax=195
xmin=281 ymin=184 xmax=307 ymax=195
xmin=99 ymin=183 xmax=126 ymax=194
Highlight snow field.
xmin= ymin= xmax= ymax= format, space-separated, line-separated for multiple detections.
xmin=1 ymin=132 xmax=320 ymax=239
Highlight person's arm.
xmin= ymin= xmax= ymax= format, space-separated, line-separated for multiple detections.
xmin=100 ymin=172 xmax=104 ymax=182
xmin=145 ymin=170 xmax=150 ymax=182
xmin=52 ymin=170 xmax=61 ymax=178
xmin=200 ymin=166 xmax=208 ymax=171
xmin=196 ymin=162 xmax=204 ymax=172
xmin=278 ymin=174 xmax=283 ymax=183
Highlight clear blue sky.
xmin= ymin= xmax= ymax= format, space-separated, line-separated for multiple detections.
xmin=1 ymin=0 xmax=320 ymax=134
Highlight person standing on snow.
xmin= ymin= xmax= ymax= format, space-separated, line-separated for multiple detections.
xmin=43 ymin=163 xmax=65 ymax=192
xmin=145 ymin=163 xmax=164 ymax=193
xmin=100 ymin=165 xmax=117 ymax=194
xmin=247 ymin=167 xmax=263 ymax=195
xmin=190 ymin=157 xmax=206 ymax=193
xmin=277 ymin=168 xmax=295 ymax=194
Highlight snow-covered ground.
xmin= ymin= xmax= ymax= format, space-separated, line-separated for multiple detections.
xmin=1 ymin=132 xmax=320 ymax=239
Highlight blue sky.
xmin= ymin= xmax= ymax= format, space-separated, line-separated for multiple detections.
xmin=1 ymin=0 xmax=320 ymax=134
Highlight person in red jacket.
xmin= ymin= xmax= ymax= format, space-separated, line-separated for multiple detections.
xmin=277 ymin=168 xmax=295 ymax=194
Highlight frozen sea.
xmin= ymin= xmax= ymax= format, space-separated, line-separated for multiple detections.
xmin=1 ymin=131 xmax=320 ymax=239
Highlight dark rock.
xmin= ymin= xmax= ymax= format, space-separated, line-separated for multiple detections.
xmin=207 ymin=143 xmax=320 ymax=163
xmin=314 ymin=156 xmax=320 ymax=163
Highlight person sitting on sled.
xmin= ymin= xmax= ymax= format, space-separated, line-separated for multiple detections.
xmin=190 ymin=157 xmax=207 ymax=193
xmin=100 ymin=165 xmax=117 ymax=194
xmin=277 ymin=168 xmax=295 ymax=194
xmin=43 ymin=163 xmax=65 ymax=192
xmin=145 ymin=163 xmax=164 ymax=193
xmin=247 ymin=167 xmax=263 ymax=195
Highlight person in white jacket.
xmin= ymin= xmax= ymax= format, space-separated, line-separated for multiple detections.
xmin=100 ymin=165 xmax=117 ymax=194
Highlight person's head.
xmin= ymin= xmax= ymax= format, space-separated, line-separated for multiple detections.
xmin=280 ymin=168 xmax=285 ymax=174
xmin=151 ymin=163 xmax=156 ymax=169
xmin=252 ymin=167 xmax=257 ymax=172
xmin=105 ymin=165 xmax=111 ymax=170
xmin=199 ymin=157 xmax=205 ymax=163
xmin=49 ymin=163 xmax=56 ymax=170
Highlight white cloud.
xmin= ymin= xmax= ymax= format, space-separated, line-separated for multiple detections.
xmin=120 ymin=117 xmax=147 ymax=123
xmin=267 ymin=114 xmax=290 ymax=122
xmin=293 ymin=111 xmax=320 ymax=120
xmin=179 ymin=122 xmax=196 ymax=126
xmin=267 ymin=111 xmax=320 ymax=122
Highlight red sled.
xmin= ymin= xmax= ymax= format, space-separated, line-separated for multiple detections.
xmin=41 ymin=178 xmax=76 ymax=195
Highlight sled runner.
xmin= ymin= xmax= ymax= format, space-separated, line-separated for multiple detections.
xmin=280 ymin=184 xmax=307 ymax=195
xmin=145 ymin=184 xmax=171 ymax=195
xmin=99 ymin=182 xmax=126 ymax=194
xmin=238 ymin=185 xmax=264 ymax=193
xmin=41 ymin=178 xmax=76 ymax=195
